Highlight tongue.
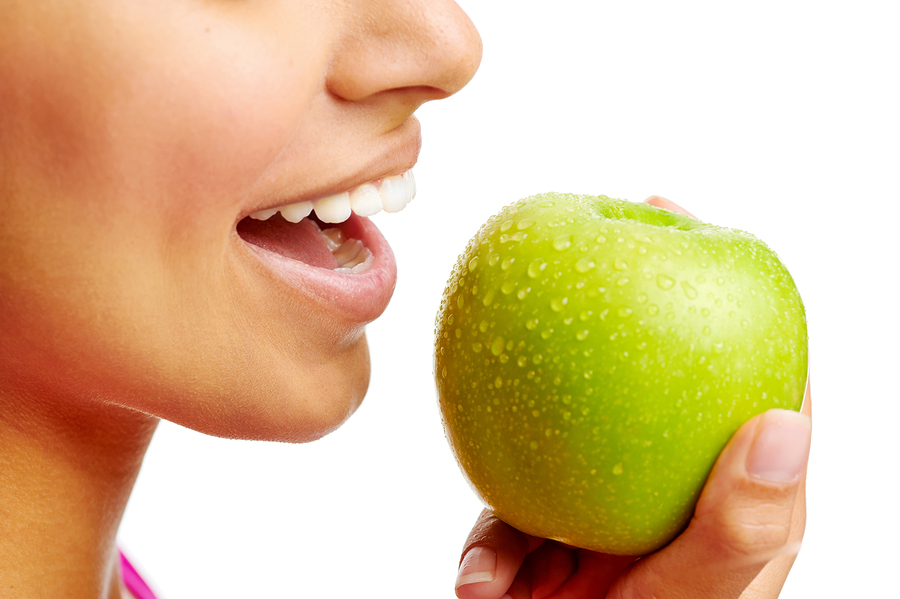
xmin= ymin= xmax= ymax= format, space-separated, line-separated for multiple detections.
xmin=237 ymin=215 xmax=339 ymax=269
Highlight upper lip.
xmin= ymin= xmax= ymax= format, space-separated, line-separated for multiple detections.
xmin=238 ymin=118 xmax=422 ymax=222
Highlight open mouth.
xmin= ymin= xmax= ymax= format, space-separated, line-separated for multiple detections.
xmin=236 ymin=170 xmax=415 ymax=272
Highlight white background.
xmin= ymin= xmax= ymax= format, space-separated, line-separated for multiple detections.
xmin=119 ymin=1 xmax=900 ymax=596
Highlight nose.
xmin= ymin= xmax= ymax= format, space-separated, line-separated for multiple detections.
xmin=327 ymin=0 xmax=482 ymax=105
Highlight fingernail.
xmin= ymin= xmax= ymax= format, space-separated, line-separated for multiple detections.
xmin=455 ymin=546 xmax=497 ymax=590
xmin=746 ymin=410 xmax=811 ymax=483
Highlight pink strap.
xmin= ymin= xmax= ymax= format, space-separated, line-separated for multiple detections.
xmin=119 ymin=550 xmax=159 ymax=599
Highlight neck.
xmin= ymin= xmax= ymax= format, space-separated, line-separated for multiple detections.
xmin=0 ymin=391 xmax=158 ymax=598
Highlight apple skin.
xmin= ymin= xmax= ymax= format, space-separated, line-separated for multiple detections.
xmin=434 ymin=193 xmax=807 ymax=556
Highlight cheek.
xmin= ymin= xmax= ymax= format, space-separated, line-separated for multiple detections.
xmin=0 ymin=4 xmax=366 ymax=440
xmin=110 ymin=11 xmax=325 ymax=219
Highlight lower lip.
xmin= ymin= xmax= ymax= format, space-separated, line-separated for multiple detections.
xmin=237 ymin=213 xmax=398 ymax=325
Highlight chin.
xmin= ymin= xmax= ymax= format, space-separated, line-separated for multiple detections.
xmin=266 ymin=335 xmax=372 ymax=444
xmin=130 ymin=330 xmax=374 ymax=445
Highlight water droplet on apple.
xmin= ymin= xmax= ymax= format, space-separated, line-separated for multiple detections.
xmin=482 ymin=289 xmax=495 ymax=307
xmin=636 ymin=294 xmax=648 ymax=304
xmin=526 ymin=318 xmax=539 ymax=330
xmin=553 ymin=234 xmax=573 ymax=251
xmin=616 ymin=277 xmax=630 ymax=287
xmin=467 ymin=256 xmax=479 ymax=272
xmin=500 ymin=220 xmax=513 ymax=232
xmin=612 ymin=463 xmax=624 ymax=475
xmin=517 ymin=219 xmax=535 ymax=230
xmin=501 ymin=257 xmax=514 ymax=270
xmin=501 ymin=280 xmax=516 ymax=295
xmin=517 ymin=288 xmax=529 ymax=300
xmin=576 ymin=330 xmax=589 ymax=340
xmin=517 ymin=356 xmax=528 ymax=367
xmin=530 ymin=441 xmax=539 ymax=450
xmin=614 ymin=257 xmax=628 ymax=271
xmin=681 ymin=281 xmax=698 ymax=299
xmin=541 ymin=329 xmax=553 ymax=340
xmin=527 ymin=259 xmax=547 ymax=278
xmin=491 ymin=337 xmax=505 ymax=356
xmin=575 ymin=257 xmax=596 ymax=272
xmin=657 ymin=274 xmax=675 ymax=290
xmin=647 ymin=305 xmax=659 ymax=316
xmin=472 ymin=342 xmax=483 ymax=353
xmin=550 ymin=297 xmax=568 ymax=312
xmin=702 ymin=326 xmax=712 ymax=336
xmin=618 ymin=307 xmax=633 ymax=318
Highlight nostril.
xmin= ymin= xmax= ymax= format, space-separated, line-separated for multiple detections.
xmin=326 ymin=0 xmax=482 ymax=103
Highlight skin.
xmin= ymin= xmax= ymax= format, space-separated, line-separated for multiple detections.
xmin=454 ymin=198 xmax=813 ymax=599
xmin=0 ymin=0 xmax=480 ymax=596
xmin=0 ymin=3 xmax=810 ymax=597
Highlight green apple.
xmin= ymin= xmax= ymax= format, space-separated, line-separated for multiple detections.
xmin=434 ymin=193 xmax=807 ymax=556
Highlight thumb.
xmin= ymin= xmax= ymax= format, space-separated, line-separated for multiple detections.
xmin=644 ymin=195 xmax=697 ymax=219
xmin=610 ymin=408 xmax=811 ymax=599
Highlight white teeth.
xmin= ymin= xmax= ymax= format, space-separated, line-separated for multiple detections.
xmin=337 ymin=248 xmax=373 ymax=274
xmin=319 ymin=226 xmax=345 ymax=252
xmin=313 ymin=191 xmax=352 ymax=223
xmin=280 ymin=201 xmax=314 ymax=223
xmin=333 ymin=238 xmax=364 ymax=265
xmin=380 ymin=171 xmax=416 ymax=213
xmin=245 ymin=170 xmax=414 ymax=275
xmin=405 ymin=170 xmax=416 ymax=200
xmin=249 ymin=208 xmax=279 ymax=221
xmin=349 ymin=183 xmax=383 ymax=217
xmin=310 ymin=221 xmax=374 ymax=273
xmin=247 ymin=169 xmax=416 ymax=224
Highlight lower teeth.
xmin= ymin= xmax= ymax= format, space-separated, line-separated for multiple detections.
xmin=313 ymin=221 xmax=373 ymax=273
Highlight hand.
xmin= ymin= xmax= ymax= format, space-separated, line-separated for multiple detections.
xmin=453 ymin=197 xmax=812 ymax=599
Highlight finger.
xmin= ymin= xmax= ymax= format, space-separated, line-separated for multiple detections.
xmin=742 ymin=377 xmax=812 ymax=598
xmin=609 ymin=408 xmax=812 ymax=599
xmin=456 ymin=509 xmax=544 ymax=599
xmin=505 ymin=567 xmax=533 ymax=599
xmin=526 ymin=542 xmax=576 ymax=599
xmin=644 ymin=195 xmax=697 ymax=219
xmin=542 ymin=550 xmax=635 ymax=599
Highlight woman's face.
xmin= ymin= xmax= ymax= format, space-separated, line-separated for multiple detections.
xmin=0 ymin=0 xmax=481 ymax=440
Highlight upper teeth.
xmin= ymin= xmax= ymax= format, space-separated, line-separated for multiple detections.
xmin=250 ymin=170 xmax=416 ymax=224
